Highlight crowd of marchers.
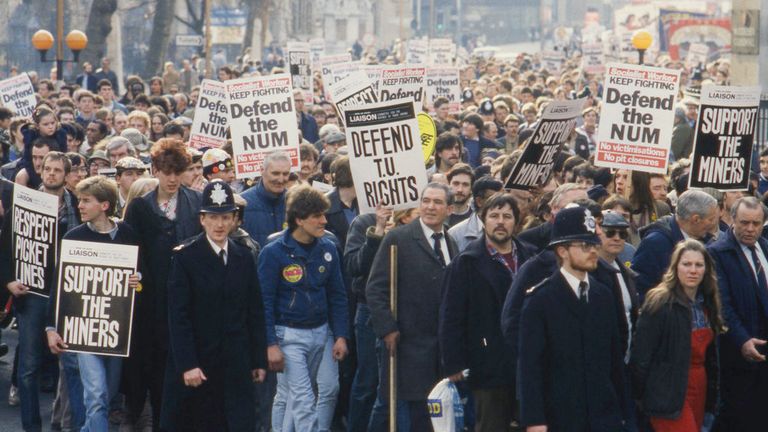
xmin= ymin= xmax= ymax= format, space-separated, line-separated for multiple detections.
xmin=0 ymin=44 xmax=764 ymax=432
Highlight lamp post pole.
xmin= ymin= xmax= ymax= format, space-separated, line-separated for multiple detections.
xmin=56 ymin=0 xmax=64 ymax=80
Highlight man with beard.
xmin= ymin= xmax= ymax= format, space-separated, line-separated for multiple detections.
xmin=0 ymin=152 xmax=82 ymax=431
xmin=429 ymin=133 xmax=462 ymax=175
xmin=446 ymin=163 xmax=474 ymax=227
xmin=518 ymin=206 xmax=625 ymax=432
xmin=440 ymin=192 xmax=535 ymax=431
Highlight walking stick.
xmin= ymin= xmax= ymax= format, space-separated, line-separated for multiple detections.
xmin=389 ymin=245 xmax=398 ymax=432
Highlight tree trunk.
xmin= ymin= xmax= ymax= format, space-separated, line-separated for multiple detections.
xmin=144 ymin=0 xmax=178 ymax=77
xmin=241 ymin=0 xmax=262 ymax=56
xmin=82 ymin=0 xmax=118 ymax=68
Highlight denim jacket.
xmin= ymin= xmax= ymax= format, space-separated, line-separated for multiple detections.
xmin=258 ymin=229 xmax=349 ymax=346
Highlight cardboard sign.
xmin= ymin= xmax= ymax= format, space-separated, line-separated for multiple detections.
xmin=0 ymin=74 xmax=36 ymax=117
xmin=330 ymin=71 xmax=378 ymax=127
xmin=689 ymin=85 xmax=760 ymax=191
xmin=595 ymin=63 xmax=680 ymax=174
xmin=189 ymin=79 xmax=228 ymax=149
xmin=581 ymin=43 xmax=606 ymax=75
xmin=429 ymin=39 xmax=455 ymax=65
xmin=55 ymin=240 xmax=138 ymax=357
xmin=319 ymin=54 xmax=352 ymax=101
xmin=344 ymin=99 xmax=428 ymax=213
xmin=287 ymin=42 xmax=313 ymax=105
xmin=12 ymin=185 xmax=59 ymax=297
xmin=225 ymin=74 xmax=300 ymax=178
xmin=504 ymin=99 xmax=586 ymax=190
xmin=425 ymin=68 xmax=461 ymax=114
xmin=378 ymin=65 xmax=426 ymax=107
xmin=407 ymin=39 xmax=429 ymax=64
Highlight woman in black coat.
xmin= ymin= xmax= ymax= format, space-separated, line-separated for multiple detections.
xmin=630 ymin=239 xmax=726 ymax=432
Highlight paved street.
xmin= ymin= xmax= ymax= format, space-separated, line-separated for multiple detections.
xmin=0 ymin=328 xmax=55 ymax=431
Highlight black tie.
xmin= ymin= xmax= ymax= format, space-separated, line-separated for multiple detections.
xmin=432 ymin=232 xmax=446 ymax=267
xmin=219 ymin=249 xmax=227 ymax=266
xmin=579 ymin=281 xmax=588 ymax=304
xmin=749 ymin=246 xmax=767 ymax=294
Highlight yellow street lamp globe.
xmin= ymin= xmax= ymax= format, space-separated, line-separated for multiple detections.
xmin=631 ymin=30 xmax=653 ymax=51
xmin=65 ymin=30 xmax=88 ymax=52
xmin=32 ymin=30 xmax=54 ymax=52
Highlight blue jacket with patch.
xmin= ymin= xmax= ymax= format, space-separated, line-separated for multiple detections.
xmin=258 ymin=229 xmax=349 ymax=346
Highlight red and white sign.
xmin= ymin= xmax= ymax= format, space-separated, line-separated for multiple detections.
xmin=595 ymin=63 xmax=680 ymax=174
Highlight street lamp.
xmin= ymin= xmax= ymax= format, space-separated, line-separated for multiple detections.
xmin=631 ymin=30 xmax=652 ymax=65
xmin=31 ymin=0 xmax=88 ymax=81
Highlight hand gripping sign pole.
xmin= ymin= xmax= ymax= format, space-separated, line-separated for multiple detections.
xmin=389 ymin=244 xmax=398 ymax=432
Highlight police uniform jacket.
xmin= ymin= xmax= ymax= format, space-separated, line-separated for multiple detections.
xmin=163 ymin=233 xmax=267 ymax=431
xmin=518 ymin=269 xmax=624 ymax=431
xmin=591 ymin=257 xmax=639 ymax=358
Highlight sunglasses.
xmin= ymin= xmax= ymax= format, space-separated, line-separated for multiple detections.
xmin=604 ymin=229 xmax=629 ymax=240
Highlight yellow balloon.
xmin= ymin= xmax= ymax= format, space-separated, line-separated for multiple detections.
xmin=418 ymin=112 xmax=437 ymax=164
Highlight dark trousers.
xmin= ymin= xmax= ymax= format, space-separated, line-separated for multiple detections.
xmin=473 ymin=387 xmax=514 ymax=432
xmin=174 ymin=370 xmax=228 ymax=432
xmin=715 ymin=363 xmax=768 ymax=431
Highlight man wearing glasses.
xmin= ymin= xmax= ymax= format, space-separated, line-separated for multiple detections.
xmin=592 ymin=211 xmax=640 ymax=431
xmin=518 ymin=206 xmax=625 ymax=432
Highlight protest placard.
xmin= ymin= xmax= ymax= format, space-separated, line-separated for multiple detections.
xmin=189 ymin=79 xmax=228 ymax=149
xmin=363 ymin=64 xmax=384 ymax=94
xmin=0 ymin=74 xmax=36 ymax=117
xmin=309 ymin=38 xmax=325 ymax=67
xmin=424 ymin=67 xmax=460 ymax=114
xmin=542 ymin=50 xmax=565 ymax=74
xmin=12 ymin=185 xmax=59 ymax=297
xmin=225 ymin=74 xmax=300 ymax=178
xmin=287 ymin=42 xmax=313 ymax=105
xmin=319 ymin=54 xmax=352 ymax=100
xmin=685 ymin=42 xmax=709 ymax=68
xmin=344 ymin=99 xmax=428 ymax=214
xmin=378 ymin=66 xmax=426 ymax=107
xmin=595 ymin=63 xmax=680 ymax=174
xmin=581 ymin=43 xmax=606 ymax=75
xmin=504 ymin=98 xmax=586 ymax=190
xmin=328 ymin=61 xmax=362 ymax=88
xmin=688 ymin=85 xmax=760 ymax=191
xmin=407 ymin=39 xmax=429 ymax=64
xmin=429 ymin=39 xmax=455 ymax=65
xmin=418 ymin=112 xmax=437 ymax=163
xmin=330 ymin=71 xmax=378 ymax=126
xmin=55 ymin=240 xmax=138 ymax=357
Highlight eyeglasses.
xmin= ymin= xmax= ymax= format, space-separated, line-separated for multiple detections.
xmin=604 ymin=229 xmax=629 ymax=240
xmin=568 ymin=242 xmax=599 ymax=252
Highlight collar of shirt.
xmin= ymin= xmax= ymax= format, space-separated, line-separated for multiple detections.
xmin=560 ymin=267 xmax=589 ymax=300
xmin=486 ymin=240 xmax=518 ymax=273
xmin=87 ymin=220 xmax=119 ymax=239
xmin=689 ymin=292 xmax=709 ymax=330
xmin=206 ymin=236 xmax=228 ymax=258
xmin=420 ymin=218 xmax=450 ymax=264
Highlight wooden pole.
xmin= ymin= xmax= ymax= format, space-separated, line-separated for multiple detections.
xmin=389 ymin=245 xmax=398 ymax=432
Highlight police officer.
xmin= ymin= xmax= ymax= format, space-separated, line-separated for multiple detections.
xmin=518 ymin=206 xmax=625 ymax=432
xmin=162 ymin=180 xmax=267 ymax=431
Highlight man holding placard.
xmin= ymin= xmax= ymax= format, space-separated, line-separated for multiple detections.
xmin=45 ymin=175 xmax=140 ymax=431
xmin=0 ymin=151 xmax=80 ymax=431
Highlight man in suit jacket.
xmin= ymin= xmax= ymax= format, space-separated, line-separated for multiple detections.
xmin=518 ymin=206 xmax=624 ymax=432
xmin=707 ymin=197 xmax=768 ymax=430
xmin=163 ymin=181 xmax=267 ymax=431
xmin=367 ymin=183 xmax=459 ymax=432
